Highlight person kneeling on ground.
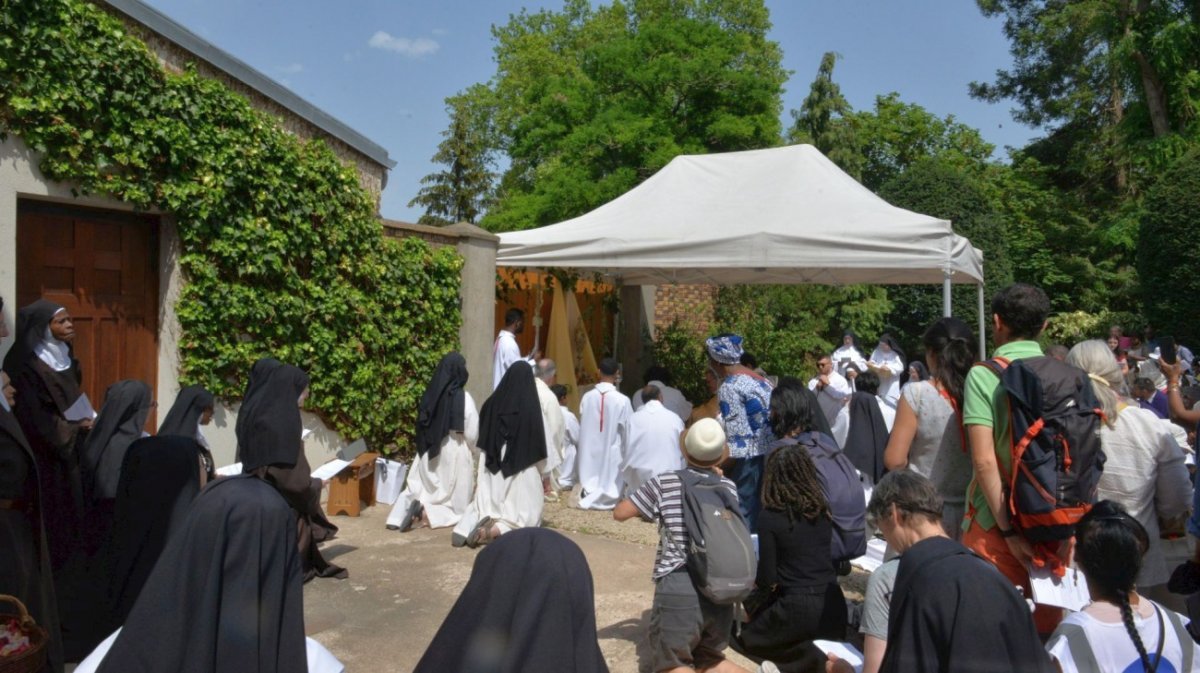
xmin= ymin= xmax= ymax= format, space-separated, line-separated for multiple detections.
xmin=614 ymin=418 xmax=778 ymax=673
xmin=827 ymin=470 xmax=1053 ymax=673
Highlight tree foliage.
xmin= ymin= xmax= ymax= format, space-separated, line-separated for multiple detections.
xmin=467 ymin=0 xmax=789 ymax=231
xmin=1137 ymin=149 xmax=1200 ymax=343
xmin=0 ymin=0 xmax=462 ymax=454
xmin=408 ymin=85 xmax=497 ymax=226
xmin=786 ymin=52 xmax=862 ymax=177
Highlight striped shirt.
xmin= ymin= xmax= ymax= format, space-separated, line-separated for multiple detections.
xmin=629 ymin=468 xmax=739 ymax=580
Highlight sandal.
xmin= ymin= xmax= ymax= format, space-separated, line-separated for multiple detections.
xmin=465 ymin=516 xmax=494 ymax=549
xmin=398 ymin=499 xmax=424 ymax=534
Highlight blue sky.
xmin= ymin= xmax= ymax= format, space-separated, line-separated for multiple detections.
xmin=139 ymin=0 xmax=1037 ymax=222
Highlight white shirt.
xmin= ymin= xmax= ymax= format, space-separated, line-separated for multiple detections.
xmin=808 ymin=371 xmax=852 ymax=428
xmin=631 ymin=381 xmax=693 ymax=424
xmin=621 ymin=400 xmax=686 ymax=495
xmin=492 ymin=329 xmax=533 ymax=391
xmin=535 ymin=378 xmax=565 ymax=475
xmin=1047 ymin=600 xmax=1198 ymax=673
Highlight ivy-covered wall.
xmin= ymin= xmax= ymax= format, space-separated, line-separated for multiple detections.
xmin=0 ymin=0 xmax=462 ymax=454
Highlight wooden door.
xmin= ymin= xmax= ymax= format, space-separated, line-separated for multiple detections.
xmin=16 ymin=200 xmax=159 ymax=427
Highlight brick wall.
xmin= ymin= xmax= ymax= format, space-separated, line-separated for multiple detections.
xmin=654 ymin=284 xmax=716 ymax=337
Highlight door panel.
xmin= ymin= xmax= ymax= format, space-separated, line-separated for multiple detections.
xmin=16 ymin=201 xmax=159 ymax=428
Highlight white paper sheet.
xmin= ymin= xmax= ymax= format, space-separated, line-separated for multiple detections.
xmin=1028 ymin=564 xmax=1091 ymax=612
xmin=63 ymin=393 xmax=96 ymax=422
xmin=310 ymin=458 xmax=351 ymax=481
xmin=813 ymin=640 xmax=864 ymax=672
xmin=851 ymin=537 xmax=888 ymax=573
xmin=215 ymin=462 xmax=243 ymax=477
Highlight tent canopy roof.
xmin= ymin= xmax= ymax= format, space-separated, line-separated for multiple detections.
xmin=496 ymin=144 xmax=983 ymax=286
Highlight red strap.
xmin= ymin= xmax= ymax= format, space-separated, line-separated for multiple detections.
xmin=599 ymin=391 xmax=607 ymax=433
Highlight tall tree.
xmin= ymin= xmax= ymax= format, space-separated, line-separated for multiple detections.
xmin=409 ymin=85 xmax=497 ymax=226
xmin=473 ymin=0 xmax=789 ymax=232
xmin=786 ymin=52 xmax=862 ymax=178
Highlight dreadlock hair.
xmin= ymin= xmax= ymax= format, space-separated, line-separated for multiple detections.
xmin=761 ymin=444 xmax=828 ymax=523
xmin=1074 ymin=500 xmax=1153 ymax=671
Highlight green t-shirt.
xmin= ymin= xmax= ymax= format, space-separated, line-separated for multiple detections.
xmin=961 ymin=340 xmax=1044 ymax=531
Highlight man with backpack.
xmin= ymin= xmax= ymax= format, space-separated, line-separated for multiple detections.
xmin=614 ymin=418 xmax=776 ymax=673
xmin=962 ymin=283 xmax=1105 ymax=637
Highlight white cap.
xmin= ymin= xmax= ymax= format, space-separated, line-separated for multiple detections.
xmin=684 ymin=418 xmax=727 ymax=466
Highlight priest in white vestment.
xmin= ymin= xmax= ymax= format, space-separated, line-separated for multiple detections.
xmin=576 ymin=358 xmax=632 ymax=510
xmin=455 ymin=362 xmax=549 ymax=548
xmin=621 ymin=385 xmax=685 ymax=495
xmin=391 ymin=352 xmax=479 ymax=531
xmin=492 ymin=307 xmax=537 ymax=391
xmin=554 ymin=383 xmax=581 ymax=489
xmin=808 ymin=354 xmax=852 ymax=448
xmin=630 ymin=365 xmax=693 ymax=423
xmin=534 ymin=358 xmax=565 ymax=494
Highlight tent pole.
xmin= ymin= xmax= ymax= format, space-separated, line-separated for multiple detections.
xmin=942 ymin=269 xmax=953 ymax=317
xmin=977 ymin=282 xmax=986 ymax=359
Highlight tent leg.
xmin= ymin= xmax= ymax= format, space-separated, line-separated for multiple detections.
xmin=942 ymin=270 xmax=953 ymax=317
xmin=977 ymin=283 xmax=986 ymax=359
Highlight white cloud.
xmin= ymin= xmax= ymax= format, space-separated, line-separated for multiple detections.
xmin=367 ymin=31 xmax=439 ymax=57
xmin=278 ymin=63 xmax=304 ymax=74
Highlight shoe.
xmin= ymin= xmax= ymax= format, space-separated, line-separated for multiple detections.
xmin=398 ymin=499 xmax=423 ymax=533
xmin=465 ymin=516 xmax=494 ymax=549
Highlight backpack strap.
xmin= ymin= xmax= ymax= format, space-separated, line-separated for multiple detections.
xmin=1054 ymin=623 xmax=1101 ymax=673
xmin=1162 ymin=602 xmax=1195 ymax=671
xmin=973 ymin=356 xmax=1011 ymax=377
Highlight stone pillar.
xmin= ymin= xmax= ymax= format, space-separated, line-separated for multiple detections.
xmin=445 ymin=222 xmax=500 ymax=406
xmin=619 ymin=284 xmax=646 ymax=396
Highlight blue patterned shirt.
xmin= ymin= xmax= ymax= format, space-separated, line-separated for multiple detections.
xmin=718 ymin=373 xmax=773 ymax=458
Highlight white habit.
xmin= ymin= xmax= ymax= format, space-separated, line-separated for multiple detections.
xmin=868 ymin=347 xmax=904 ymax=408
xmin=399 ymin=391 xmax=479 ymax=529
xmin=468 ymin=445 xmax=547 ymax=534
xmin=577 ymin=382 xmax=632 ymax=510
xmin=621 ymin=400 xmax=685 ymax=495
xmin=631 ymin=381 xmax=693 ymax=423
xmin=557 ymin=405 xmax=581 ymax=489
xmin=535 ymin=378 xmax=565 ymax=476
xmin=809 ymin=372 xmax=851 ymax=448
xmin=492 ymin=329 xmax=534 ymax=391
xmin=831 ymin=345 xmax=867 ymax=379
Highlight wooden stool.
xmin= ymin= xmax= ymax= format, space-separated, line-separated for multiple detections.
xmin=326 ymin=452 xmax=379 ymax=517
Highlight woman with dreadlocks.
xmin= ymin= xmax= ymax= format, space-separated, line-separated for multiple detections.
xmin=729 ymin=443 xmax=848 ymax=673
xmin=1046 ymin=500 xmax=1199 ymax=673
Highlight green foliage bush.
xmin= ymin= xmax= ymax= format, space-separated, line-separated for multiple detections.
xmin=649 ymin=320 xmax=710 ymax=404
xmin=0 ymin=0 xmax=461 ymax=454
xmin=1138 ymin=150 xmax=1200 ymax=344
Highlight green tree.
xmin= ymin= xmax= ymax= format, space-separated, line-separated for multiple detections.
xmin=878 ymin=158 xmax=1012 ymax=351
xmin=471 ymin=0 xmax=788 ymax=232
xmin=712 ymin=284 xmax=892 ymax=380
xmin=786 ymin=52 xmax=862 ymax=178
xmin=1137 ymin=149 xmax=1200 ymax=343
xmin=408 ymin=85 xmax=497 ymax=225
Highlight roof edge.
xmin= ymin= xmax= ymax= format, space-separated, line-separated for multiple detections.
xmin=102 ymin=0 xmax=396 ymax=169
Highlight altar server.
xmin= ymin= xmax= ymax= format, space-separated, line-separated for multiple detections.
xmin=576 ymin=358 xmax=632 ymax=510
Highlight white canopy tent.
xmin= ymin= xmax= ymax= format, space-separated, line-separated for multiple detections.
xmin=497 ymin=144 xmax=987 ymax=354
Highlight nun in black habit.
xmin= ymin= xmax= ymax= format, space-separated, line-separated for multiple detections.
xmin=81 ymin=380 xmax=153 ymax=510
xmin=157 ymin=385 xmax=215 ymax=480
xmin=237 ymin=361 xmax=345 ymax=582
xmin=843 ymin=385 xmax=889 ymax=486
xmin=104 ymin=435 xmax=205 ymax=625
xmin=0 ymin=369 xmax=65 ymax=673
xmin=3 ymin=299 xmax=90 ymax=573
xmin=234 ymin=357 xmax=282 ymax=462
xmin=78 ymin=475 xmax=341 ymax=673
xmin=415 ymin=527 xmax=609 ymax=673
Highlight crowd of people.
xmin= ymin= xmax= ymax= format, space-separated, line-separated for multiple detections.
xmin=8 ymin=280 xmax=1200 ymax=672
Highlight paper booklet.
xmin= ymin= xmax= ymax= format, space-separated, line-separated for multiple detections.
xmin=1028 ymin=563 xmax=1091 ymax=612
xmin=310 ymin=458 xmax=352 ymax=481
xmin=63 ymin=393 xmax=97 ymax=422
xmin=813 ymin=641 xmax=864 ymax=672
xmin=215 ymin=462 xmax=243 ymax=477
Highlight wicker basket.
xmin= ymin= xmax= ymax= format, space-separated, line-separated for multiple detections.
xmin=0 ymin=595 xmax=47 ymax=673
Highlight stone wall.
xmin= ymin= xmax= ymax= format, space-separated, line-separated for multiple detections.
xmin=654 ymin=284 xmax=717 ymax=337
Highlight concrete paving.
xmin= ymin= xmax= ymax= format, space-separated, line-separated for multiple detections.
xmin=303 ymin=501 xmax=760 ymax=672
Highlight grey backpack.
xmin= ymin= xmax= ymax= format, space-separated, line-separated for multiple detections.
xmin=675 ymin=469 xmax=756 ymax=604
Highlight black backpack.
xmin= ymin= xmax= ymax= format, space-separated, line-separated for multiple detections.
xmin=977 ymin=356 xmax=1106 ymax=542
xmin=675 ymin=469 xmax=756 ymax=605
